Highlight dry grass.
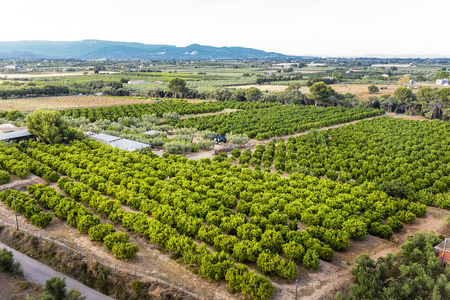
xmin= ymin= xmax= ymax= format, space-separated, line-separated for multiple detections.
xmin=230 ymin=83 xmax=422 ymax=100
xmin=0 ymin=96 xmax=156 ymax=112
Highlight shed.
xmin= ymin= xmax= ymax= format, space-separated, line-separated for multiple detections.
xmin=0 ymin=124 xmax=17 ymax=133
xmin=110 ymin=139 xmax=150 ymax=152
xmin=89 ymin=133 xmax=121 ymax=145
xmin=143 ymin=130 xmax=164 ymax=137
xmin=0 ymin=129 xmax=34 ymax=142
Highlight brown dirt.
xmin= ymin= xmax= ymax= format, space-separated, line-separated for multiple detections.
xmin=387 ymin=112 xmax=428 ymax=121
xmin=0 ymin=96 xmax=156 ymax=112
xmin=0 ymin=271 xmax=44 ymax=300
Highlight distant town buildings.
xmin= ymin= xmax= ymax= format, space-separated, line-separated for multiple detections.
xmin=371 ymin=63 xmax=416 ymax=68
xmin=306 ymin=62 xmax=327 ymax=67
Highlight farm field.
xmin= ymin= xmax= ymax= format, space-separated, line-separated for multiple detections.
xmin=0 ymin=131 xmax=443 ymax=299
xmin=0 ymin=95 xmax=157 ymax=112
xmin=167 ymin=105 xmax=384 ymax=139
xmin=234 ymin=83 xmax=407 ymax=99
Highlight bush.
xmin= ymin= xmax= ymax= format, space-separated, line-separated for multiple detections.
xmin=30 ymin=211 xmax=52 ymax=227
xmin=303 ymin=249 xmax=320 ymax=270
xmin=162 ymin=111 xmax=180 ymax=120
xmin=227 ymin=133 xmax=250 ymax=145
xmin=103 ymin=232 xmax=130 ymax=251
xmin=379 ymin=180 xmax=410 ymax=198
xmin=0 ymin=248 xmax=23 ymax=277
xmin=231 ymin=148 xmax=241 ymax=158
xmin=197 ymin=139 xmax=215 ymax=150
xmin=198 ymin=130 xmax=215 ymax=140
xmin=88 ymin=224 xmax=116 ymax=241
xmin=44 ymin=276 xmax=67 ymax=300
xmin=111 ymin=242 xmax=139 ymax=260
xmin=0 ymin=170 xmax=10 ymax=184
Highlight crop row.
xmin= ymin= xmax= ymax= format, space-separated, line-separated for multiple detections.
xmin=11 ymin=141 xmax=274 ymax=299
xmin=166 ymin=106 xmax=385 ymax=138
xmin=60 ymin=100 xmax=277 ymax=122
xmin=240 ymin=117 xmax=450 ymax=207
xmin=0 ymin=190 xmax=52 ymax=227
xmin=27 ymin=184 xmax=139 ymax=260
xmin=22 ymin=141 xmax=424 ymax=275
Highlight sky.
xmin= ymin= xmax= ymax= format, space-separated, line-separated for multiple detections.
xmin=2 ymin=0 xmax=450 ymax=57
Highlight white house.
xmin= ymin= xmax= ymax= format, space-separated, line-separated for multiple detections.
xmin=436 ymin=79 xmax=449 ymax=85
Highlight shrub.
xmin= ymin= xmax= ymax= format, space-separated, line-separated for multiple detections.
xmin=0 ymin=248 xmax=23 ymax=277
xmin=303 ymin=249 xmax=320 ymax=270
xmin=0 ymin=170 xmax=10 ymax=184
xmin=44 ymin=276 xmax=67 ymax=300
xmin=197 ymin=139 xmax=215 ymax=150
xmin=88 ymin=224 xmax=116 ymax=241
xmin=103 ymin=232 xmax=130 ymax=251
xmin=30 ymin=211 xmax=52 ymax=227
xmin=111 ymin=242 xmax=139 ymax=260
xmin=227 ymin=133 xmax=250 ymax=145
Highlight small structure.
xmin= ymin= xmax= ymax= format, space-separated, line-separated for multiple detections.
xmin=127 ymin=80 xmax=149 ymax=85
xmin=89 ymin=133 xmax=121 ymax=145
xmin=435 ymin=238 xmax=450 ymax=263
xmin=381 ymin=74 xmax=390 ymax=78
xmin=110 ymin=139 xmax=150 ymax=152
xmin=0 ymin=129 xmax=34 ymax=143
xmin=143 ymin=130 xmax=164 ymax=137
xmin=436 ymin=79 xmax=449 ymax=85
xmin=0 ymin=124 xmax=18 ymax=133
xmin=409 ymin=80 xmax=414 ymax=85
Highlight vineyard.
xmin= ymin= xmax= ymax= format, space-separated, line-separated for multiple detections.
xmin=0 ymin=136 xmax=433 ymax=299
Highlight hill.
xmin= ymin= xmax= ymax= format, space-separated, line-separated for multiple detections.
xmin=0 ymin=40 xmax=295 ymax=60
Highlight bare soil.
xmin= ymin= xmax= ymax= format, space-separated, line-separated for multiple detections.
xmin=0 ymin=96 xmax=156 ymax=112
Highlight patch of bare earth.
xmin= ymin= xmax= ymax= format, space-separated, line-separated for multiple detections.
xmin=0 ymin=96 xmax=156 ymax=112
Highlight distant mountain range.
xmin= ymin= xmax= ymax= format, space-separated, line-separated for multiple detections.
xmin=0 ymin=40 xmax=296 ymax=60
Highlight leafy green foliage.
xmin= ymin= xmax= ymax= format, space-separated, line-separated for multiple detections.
xmin=303 ymin=249 xmax=320 ymax=271
xmin=0 ymin=248 xmax=23 ymax=277
xmin=338 ymin=232 xmax=446 ymax=300
xmin=0 ymin=170 xmax=10 ymax=184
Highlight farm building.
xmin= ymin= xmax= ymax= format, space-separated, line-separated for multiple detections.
xmin=89 ymin=133 xmax=121 ymax=145
xmin=0 ymin=129 xmax=34 ymax=143
xmin=436 ymin=79 xmax=449 ymax=85
xmin=143 ymin=130 xmax=164 ymax=137
xmin=435 ymin=238 xmax=450 ymax=262
xmin=110 ymin=139 xmax=150 ymax=152
xmin=127 ymin=80 xmax=149 ymax=85
xmin=0 ymin=124 xmax=18 ymax=133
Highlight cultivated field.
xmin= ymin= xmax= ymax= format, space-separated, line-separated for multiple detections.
xmin=233 ymin=84 xmax=405 ymax=99
xmin=0 ymin=95 xmax=155 ymax=111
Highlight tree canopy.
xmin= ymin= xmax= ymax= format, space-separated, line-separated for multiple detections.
xmin=26 ymin=110 xmax=84 ymax=144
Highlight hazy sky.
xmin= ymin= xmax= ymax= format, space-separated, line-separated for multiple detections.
xmin=3 ymin=0 xmax=449 ymax=57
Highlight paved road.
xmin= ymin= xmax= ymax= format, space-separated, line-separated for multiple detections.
xmin=0 ymin=242 xmax=112 ymax=300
